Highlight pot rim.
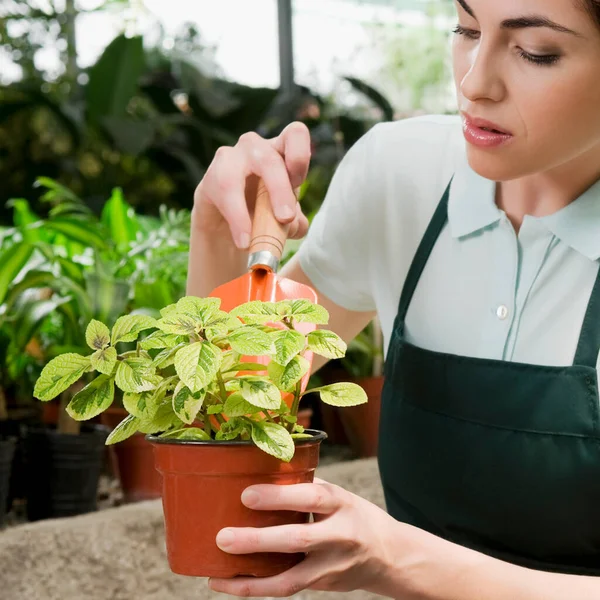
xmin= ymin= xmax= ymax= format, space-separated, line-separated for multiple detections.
xmin=146 ymin=428 xmax=327 ymax=446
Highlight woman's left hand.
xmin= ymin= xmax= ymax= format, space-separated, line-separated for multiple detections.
xmin=208 ymin=478 xmax=410 ymax=598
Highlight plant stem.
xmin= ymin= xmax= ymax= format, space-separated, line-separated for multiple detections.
xmin=286 ymin=380 xmax=303 ymax=432
xmin=203 ymin=408 xmax=213 ymax=437
xmin=216 ymin=371 xmax=228 ymax=403
xmin=213 ymin=413 xmax=226 ymax=425
xmin=262 ymin=411 xmax=275 ymax=423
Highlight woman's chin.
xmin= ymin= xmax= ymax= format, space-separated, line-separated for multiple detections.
xmin=466 ymin=145 xmax=529 ymax=182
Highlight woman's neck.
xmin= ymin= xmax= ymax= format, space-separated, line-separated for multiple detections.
xmin=496 ymin=144 xmax=600 ymax=232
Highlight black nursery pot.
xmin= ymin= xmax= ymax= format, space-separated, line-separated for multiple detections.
xmin=0 ymin=438 xmax=16 ymax=526
xmin=24 ymin=424 xmax=109 ymax=521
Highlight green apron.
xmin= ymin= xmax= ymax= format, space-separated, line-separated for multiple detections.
xmin=378 ymin=181 xmax=600 ymax=576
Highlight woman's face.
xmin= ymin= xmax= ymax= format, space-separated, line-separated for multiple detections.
xmin=452 ymin=0 xmax=600 ymax=181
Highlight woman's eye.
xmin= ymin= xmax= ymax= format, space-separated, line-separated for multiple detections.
xmin=517 ymin=49 xmax=561 ymax=67
xmin=452 ymin=24 xmax=480 ymax=40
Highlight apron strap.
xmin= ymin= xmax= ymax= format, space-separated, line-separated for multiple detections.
xmin=397 ymin=179 xmax=452 ymax=324
xmin=573 ymin=262 xmax=600 ymax=368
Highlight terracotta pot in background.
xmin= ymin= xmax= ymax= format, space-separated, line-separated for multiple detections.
xmin=149 ymin=430 xmax=327 ymax=578
xmin=100 ymin=408 xmax=162 ymax=503
xmin=338 ymin=376 xmax=383 ymax=458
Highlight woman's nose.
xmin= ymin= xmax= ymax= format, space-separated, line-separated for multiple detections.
xmin=460 ymin=44 xmax=506 ymax=103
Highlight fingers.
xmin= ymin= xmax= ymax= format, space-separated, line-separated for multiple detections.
xmin=196 ymin=122 xmax=311 ymax=250
xmin=288 ymin=202 xmax=309 ymax=240
xmin=216 ymin=522 xmax=322 ymax=555
xmin=275 ymin=121 xmax=312 ymax=189
xmin=239 ymin=132 xmax=298 ymax=223
xmin=241 ymin=482 xmax=343 ymax=514
xmin=209 ymin=555 xmax=321 ymax=598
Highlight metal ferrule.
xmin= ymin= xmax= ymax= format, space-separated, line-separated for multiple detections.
xmin=247 ymin=250 xmax=280 ymax=273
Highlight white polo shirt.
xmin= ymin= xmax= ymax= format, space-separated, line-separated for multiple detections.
xmin=296 ymin=114 xmax=600 ymax=370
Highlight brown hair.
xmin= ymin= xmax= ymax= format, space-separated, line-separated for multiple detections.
xmin=583 ymin=0 xmax=600 ymax=26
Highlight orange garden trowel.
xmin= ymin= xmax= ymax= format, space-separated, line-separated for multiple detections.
xmin=209 ymin=178 xmax=319 ymax=398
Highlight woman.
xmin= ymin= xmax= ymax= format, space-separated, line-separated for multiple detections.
xmin=187 ymin=0 xmax=600 ymax=597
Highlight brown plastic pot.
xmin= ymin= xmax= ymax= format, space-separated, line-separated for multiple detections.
xmin=101 ymin=408 xmax=161 ymax=502
xmin=149 ymin=429 xmax=327 ymax=578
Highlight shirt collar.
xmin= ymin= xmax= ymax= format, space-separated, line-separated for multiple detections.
xmin=539 ymin=178 xmax=600 ymax=261
xmin=447 ymin=158 xmax=502 ymax=238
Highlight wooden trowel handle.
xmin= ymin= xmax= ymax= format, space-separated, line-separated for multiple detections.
xmin=247 ymin=178 xmax=290 ymax=272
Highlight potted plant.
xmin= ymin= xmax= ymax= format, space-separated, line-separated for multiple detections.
xmin=33 ymin=295 xmax=367 ymax=577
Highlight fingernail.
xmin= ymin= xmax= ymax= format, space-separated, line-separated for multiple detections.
xmin=216 ymin=529 xmax=235 ymax=549
xmin=276 ymin=205 xmax=295 ymax=221
xmin=237 ymin=232 xmax=250 ymax=249
xmin=241 ymin=489 xmax=260 ymax=507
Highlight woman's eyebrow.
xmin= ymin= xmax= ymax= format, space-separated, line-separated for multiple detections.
xmin=456 ymin=0 xmax=582 ymax=37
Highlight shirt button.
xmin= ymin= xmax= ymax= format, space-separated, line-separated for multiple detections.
xmin=496 ymin=305 xmax=509 ymax=320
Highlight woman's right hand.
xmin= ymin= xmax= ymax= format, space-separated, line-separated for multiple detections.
xmin=193 ymin=121 xmax=312 ymax=251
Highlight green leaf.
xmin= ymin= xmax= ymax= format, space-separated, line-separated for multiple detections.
xmin=176 ymin=296 xmax=221 ymax=325
xmin=122 ymin=389 xmax=162 ymax=420
xmin=270 ymin=329 xmax=306 ymax=366
xmin=223 ymin=392 xmax=263 ymax=417
xmin=66 ymin=375 xmax=115 ymax=420
xmin=101 ymin=187 xmax=139 ymax=252
xmin=207 ymin=404 xmax=224 ymax=414
xmin=103 ymin=117 xmax=156 ymax=155
xmin=139 ymin=331 xmax=182 ymax=350
xmin=156 ymin=313 xmax=197 ymax=336
xmin=239 ymin=377 xmax=281 ymax=410
xmin=160 ymin=303 xmax=178 ymax=318
xmin=91 ymin=346 xmax=117 ymax=375
xmin=174 ymin=342 xmax=222 ymax=393
xmin=227 ymin=326 xmax=275 ymax=356
xmin=3 ymin=269 xmax=93 ymax=322
xmin=111 ymin=314 xmax=158 ymax=345
xmin=306 ymin=329 xmax=347 ymax=359
xmin=216 ymin=418 xmax=246 ymax=441
xmin=106 ymin=414 xmax=141 ymax=445
xmin=291 ymin=433 xmax=313 ymax=439
xmin=268 ymin=355 xmax=310 ymax=391
xmin=289 ymin=300 xmax=329 ymax=324
xmin=138 ymin=400 xmax=183 ymax=434
xmin=223 ymin=362 xmax=268 ymax=375
xmin=86 ymin=319 xmax=111 ymax=350
xmin=229 ymin=301 xmax=281 ymax=324
xmin=44 ymin=218 xmax=108 ymax=250
xmin=87 ymin=34 xmax=145 ymax=121
xmin=34 ymin=353 xmax=91 ymax=401
xmin=250 ymin=421 xmax=295 ymax=462
xmin=0 ymin=241 xmax=34 ymax=305
xmin=115 ymin=359 xmax=160 ymax=393
xmin=315 ymin=382 xmax=368 ymax=407
xmin=172 ymin=381 xmax=206 ymax=424
xmin=150 ymin=343 xmax=186 ymax=369
xmin=159 ymin=427 xmax=211 ymax=441
xmin=85 ymin=272 xmax=130 ymax=326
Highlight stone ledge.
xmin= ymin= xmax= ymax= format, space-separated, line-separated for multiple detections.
xmin=0 ymin=458 xmax=386 ymax=600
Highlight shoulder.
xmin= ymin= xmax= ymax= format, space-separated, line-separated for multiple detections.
xmin=358 ymin=114 xmax=464 ymax=220
xmin=364 ymin=114 xmax=464 ymax=173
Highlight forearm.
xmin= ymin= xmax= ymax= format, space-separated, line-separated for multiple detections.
xmin=382 ymin=525 xmax=600 ymax=600
xmin=186 ymin=212 xmax=246 ymax=298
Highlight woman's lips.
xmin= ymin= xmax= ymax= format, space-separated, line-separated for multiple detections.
xmin=462 ymin=114 xmax=514 ymax=148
